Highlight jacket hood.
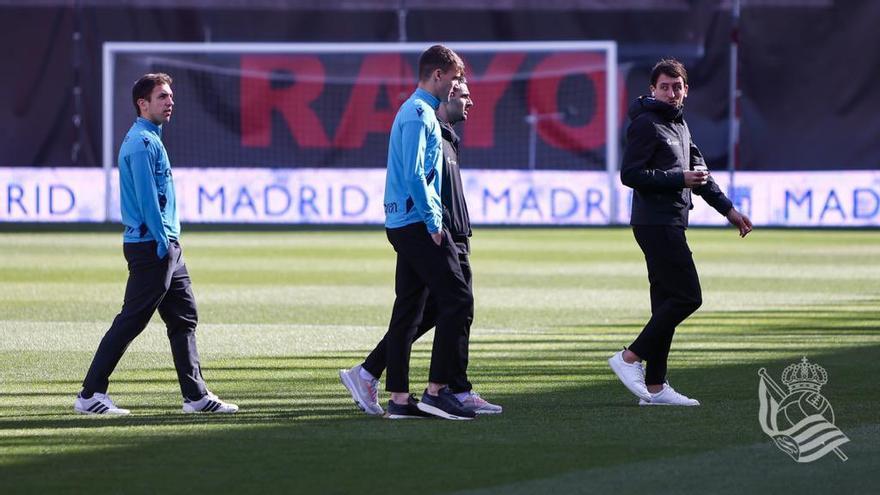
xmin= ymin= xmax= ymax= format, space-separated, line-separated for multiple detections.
xmin=628 ymin=95 xmax=683 ymax=122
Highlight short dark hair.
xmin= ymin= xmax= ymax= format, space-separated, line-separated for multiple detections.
xmin=650 ymin=59 xmax=687 ymax=87
xmin=418 ymin=45 xmax=465 ymax=81
xmin=132 ymin=73 xmax=172 ymax=117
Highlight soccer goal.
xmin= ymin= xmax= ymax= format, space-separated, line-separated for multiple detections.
xmin=103 ymin=41 xmax=618 ymax=225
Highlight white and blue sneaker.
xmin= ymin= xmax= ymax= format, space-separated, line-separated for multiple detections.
xmin=385 ymin=395 xmax=433 ymax=420
xmin=417 ymin=387 xmax=475 ymax=420
xmin=639 ymin=383 xmax=700 ymax=407
xmin=182 ymin=391 xmax=239 ymax=414
xmin=74 ymin=392 xmax=130 ymax=416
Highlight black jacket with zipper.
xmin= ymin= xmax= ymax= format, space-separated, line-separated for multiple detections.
xmin=439 ymin=121 xmax=472 ymax=243
xmin=620 ymin=96 xmax=732 ymax=227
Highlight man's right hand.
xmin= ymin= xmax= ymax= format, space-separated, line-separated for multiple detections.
xmin=431 ymin=232 xmax=442 ymax=246
xmin=683 ymin=170 xmax=709 ymax=188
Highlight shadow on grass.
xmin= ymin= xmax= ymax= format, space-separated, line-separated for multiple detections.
xmin=2 ymin=306 xmax=879 ymax=494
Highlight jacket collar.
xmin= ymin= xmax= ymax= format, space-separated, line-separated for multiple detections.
xmin=136 ymin=117 xmax=162 ymax=136
xmin=628 ymin=96 xmax=683 ymax=122
xmin=439 ymin=120 xmax=459 ymax=145
xmin=413 ymin=88 xmax=441 ymax=110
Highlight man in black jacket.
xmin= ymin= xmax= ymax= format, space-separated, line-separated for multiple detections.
xmin=340 ymin=80 xmax=502 ymax=418
xmin=608 ymin=59 xmax=752 ymax=406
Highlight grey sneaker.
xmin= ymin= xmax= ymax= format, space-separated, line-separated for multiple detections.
xmin=339 ymin=365 xmax=383 ymax=416
xmin=460 ymin=392 xmax=503 ymax=415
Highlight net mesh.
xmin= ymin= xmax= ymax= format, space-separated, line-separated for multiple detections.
xmin=109 ymin=45 xmax=616 ymax=171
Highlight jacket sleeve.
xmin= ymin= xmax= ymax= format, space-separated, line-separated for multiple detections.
xmin=690 ymin=142 xmax=733 ymax=216
xmin=620 ymin=116 xmax=685 ymax=191
xmin=400 ymin=119 xmax=443 ymax=234
xmin=128 ymin=147 xmax=171 ymax=259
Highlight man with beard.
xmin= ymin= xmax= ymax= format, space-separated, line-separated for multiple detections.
xmin=345 ymin=45 xmax=475 ymax=420
xmin=340 ymin=78 xmax=502 ymax=418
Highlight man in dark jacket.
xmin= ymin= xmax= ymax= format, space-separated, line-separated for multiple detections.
xmin=608 ymin=59 xmax=752 ymax=406
xmin=339 ymin=79 xmax=502 ymax=418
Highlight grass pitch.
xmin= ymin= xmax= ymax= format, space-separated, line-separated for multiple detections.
xmin=0 ymin=228 xmax=878 ymax=494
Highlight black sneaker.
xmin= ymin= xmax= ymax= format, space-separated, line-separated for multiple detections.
xmin=385 ymin=395 xmax=433 ymax=419
xmin=417 ymin=387 xmax=476 ymax=420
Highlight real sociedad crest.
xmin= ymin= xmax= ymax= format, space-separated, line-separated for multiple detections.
xmin=757 ymin=357 xmax=849 ymax=463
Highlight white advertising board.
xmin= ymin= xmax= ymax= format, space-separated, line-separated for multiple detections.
xmin=3 ymin=168 xmax=879 ymax=227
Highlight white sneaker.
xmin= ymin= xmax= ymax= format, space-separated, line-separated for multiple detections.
xmin=74 ymin=392 xmax=130 ymax=415
xmin=182 ymin=391 xmax=239 ymax=414
xmin=639 ymin=383 xmax=700 ymax=406
xmin=339 ymin=365 xmax=383 ymax=416
xmin=608 ymin=350 xmax=651 ymax=401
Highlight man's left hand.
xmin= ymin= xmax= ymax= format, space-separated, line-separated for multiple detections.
xmin=727 ymin=209 xmax=753 ymax=238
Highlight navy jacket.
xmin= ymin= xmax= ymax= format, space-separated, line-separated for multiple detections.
xmin=439 ymin=121 xmax=471 ymax=240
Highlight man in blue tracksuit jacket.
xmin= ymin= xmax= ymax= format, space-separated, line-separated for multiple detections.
xmin=75 ymin=73 xmax=237 ymax=415
xmin=372 ymin=45 xmax=476 ymax=420
xmin=341 ymin=80 xmax=503 ymax=417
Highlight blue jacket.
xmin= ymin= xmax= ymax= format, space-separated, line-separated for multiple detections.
xmin=383 ymin=88 xmax=444 ymax=233
xmin=119 ymin=117 xmax=180 ymax=259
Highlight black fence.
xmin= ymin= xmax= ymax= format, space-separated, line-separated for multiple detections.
xmin=2 ymin=0 xmax=878 ymax=171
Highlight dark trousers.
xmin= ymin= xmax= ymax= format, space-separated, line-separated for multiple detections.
xmin=362 ymin=237 xmax=473 ymax=393
xmin=380 ymin=223 xmax=473 ymax=393
xmin=628 ymin=226 xmax=702 ymax=385
xmin=81 ymin=240 xmax=207 ymax=401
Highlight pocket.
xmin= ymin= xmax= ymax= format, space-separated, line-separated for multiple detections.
xmin=165 ymin=241 xmax=182 ymax=261
xmin=436 ymin=229 xmax=451 ymax=249
xmin=124 ymin=241 xmax=162 ymax=268
xmin=663 ymin=227 xmax=693 ymax=257
xmin=426 ymin=232 xmax=442 ymax=250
